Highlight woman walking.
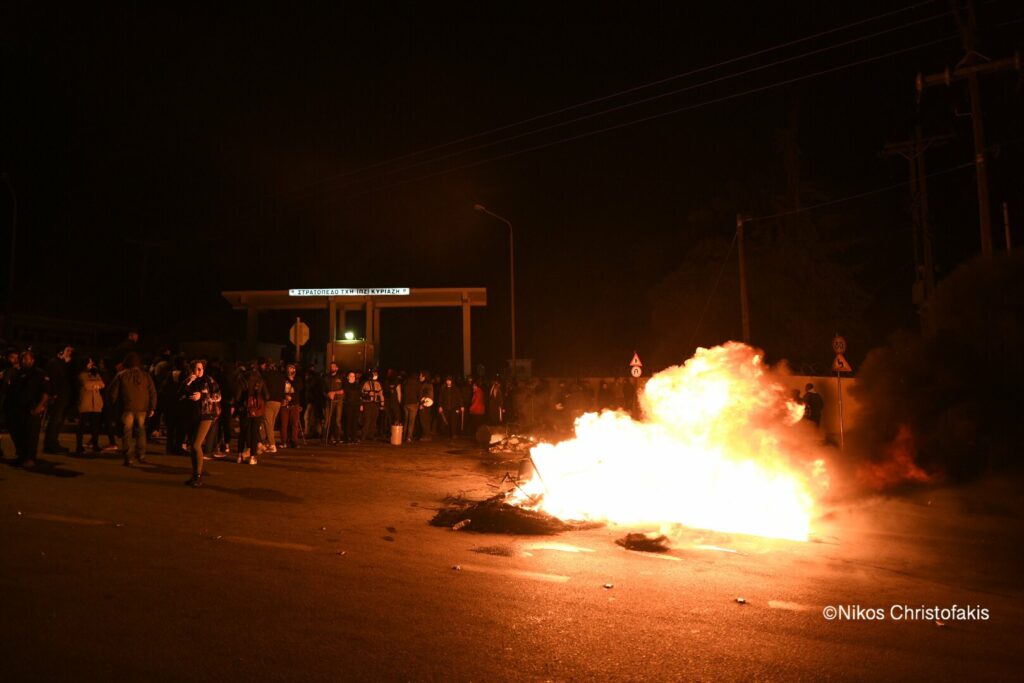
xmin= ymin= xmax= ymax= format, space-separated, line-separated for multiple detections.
xmin=179 ymin=360 xmax=221 ymax=488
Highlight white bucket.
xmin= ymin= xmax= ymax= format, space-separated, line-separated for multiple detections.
xmin=390 ymin=424 xmax=404 ymax=445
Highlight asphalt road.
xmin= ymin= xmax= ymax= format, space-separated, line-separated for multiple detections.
xmin=2 ymin=434 xmax=1023 ymax=682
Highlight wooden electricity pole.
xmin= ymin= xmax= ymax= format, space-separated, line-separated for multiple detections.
xmin=883 ymin=129 xmax=952 ymax=311
xmin=916 ymin=1 xmax=1020 ymax=258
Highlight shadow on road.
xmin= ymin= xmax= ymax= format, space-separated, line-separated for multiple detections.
xmin=201 ymin=484 xmax=305 ymax=504
xmin=134 ymin=461 xmax=192 ymax=476
xmin=2 ymin=458 xmax=83 ymax=478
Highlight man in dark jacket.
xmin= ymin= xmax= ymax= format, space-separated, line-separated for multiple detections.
xmin=303 ymin=365 xmax=325 ymax=439
xmin=108 ymin=352 xmax=157 ymax=466
xmin=261 ymin=358 xmax=285 ymax=452
xmin=437 ymin=376 xmax=462 ymax=439
xmin=401 ymin=371 xmax=422 ymax=443
xmin=43 ymin=345 xmax=74 ymax=454
xmin=324 ymin=362 xmax=345 ymax=444
xmin=340 ymin=371 xmax=362 ymax=443
xmin=6 ymin=351 xmax=49 ymax=467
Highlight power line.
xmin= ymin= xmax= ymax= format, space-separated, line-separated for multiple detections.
xmin=338 ymin=33 xmax=961 ymax=202
xmin=323 ymin=10 xmax=952 ymax=191
xmin=750 ymin=135 xmax=1024 ymax=222
xmin=276 ymin=0 xmax=943 ymax=196
xmin=750 ymin=162 xmax=974 ymax=222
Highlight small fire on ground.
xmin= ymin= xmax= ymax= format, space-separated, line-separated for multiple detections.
xmin=510 ymin=343 xmax=829 ymax=541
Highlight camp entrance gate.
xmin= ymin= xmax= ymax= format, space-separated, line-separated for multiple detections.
xmin=222 ymin=288 xmax=487 ymax=375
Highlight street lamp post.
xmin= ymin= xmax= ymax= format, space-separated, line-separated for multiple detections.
xmin=474 ymin=204 xmax=516 ymax=378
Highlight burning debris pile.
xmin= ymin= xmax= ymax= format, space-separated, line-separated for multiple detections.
xmin=430 ymin=492 xmax=583 ymax=535
xmin=506 ymin=343 xmax=829 ymax=541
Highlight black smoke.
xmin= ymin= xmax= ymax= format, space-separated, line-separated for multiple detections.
xmin=847 ymin=252 xmax=1024 ymax=486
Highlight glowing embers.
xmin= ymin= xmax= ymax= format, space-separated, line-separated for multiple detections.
xmin=511 ymin=343 xmax=828 ymax=541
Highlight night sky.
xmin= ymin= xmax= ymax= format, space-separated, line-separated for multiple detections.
xmin=3 ymin=1 xmax=1021 ymax=374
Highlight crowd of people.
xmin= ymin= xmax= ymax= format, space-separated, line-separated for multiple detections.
xmin=0 ymin=332 xmax=641 ymax=488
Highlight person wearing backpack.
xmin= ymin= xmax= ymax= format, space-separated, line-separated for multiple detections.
xmin=237 ymin=360 xmax=268 ymax=465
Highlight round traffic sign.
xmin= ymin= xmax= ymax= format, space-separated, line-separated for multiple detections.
xmin=630 ymin=365 xmax=642 ymax=378
xmin=832 ymin=335 xmax=847 ymax=354
xmin=290 ymin=321 xmax=310 ymax=346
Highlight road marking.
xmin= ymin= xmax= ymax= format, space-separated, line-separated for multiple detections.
xmin=768 ymin=600 xmax=813 ymax=611
xmin=218 ymin=535 xmax=315 ymax=552
xmin=525 ymin=542 xmax=595 ymax=553
xmin=25 ymin=513 xmax=108 ymax=526
xmin=626 ymin=551 xmax=682 ymax=562
xmin=690 ymin=544 xmax=737 ymax=554
xmin=455 ymin=563 xmax=570 ymax=583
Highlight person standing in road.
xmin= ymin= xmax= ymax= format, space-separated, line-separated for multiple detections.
xmin=237 ymin=359 xmax=268 ymax=464
xmin=324 ymin=362 xmax=345 ymax=444
xmin=468 ymin=378 xmax=486 ymax=437
xmin=417 ymin=371 xmax=435 ymax=441
xmin=179 ymin=360 xmax=221 ymax=487
xmin=360 ymin=369 xmax=383 ymax=442
xmin=108 ymin=352 xmax=157 ymax=467
xmin=6 ymin=351 xmax=49 ymax=468
xmin=280 ymin=363 xmax=303 ymax=449
xmin=342 ymin=371 xmax=362 ymax=443
xmin=75 ymin=357 xmax=105 ymax=455
xmin=437 ymin=375 xmax=461 ymax=439
xmin=384 ymin=371 xmax=403 ymax=432
xmin=303 ymin=364 xmax=325 ymax=440
xmin=402 ymin=371 xmax=422 ymax=443
xmin=261 ymin=358 xmax=285 ymax=453
xmin=43 ymin=345 xmax=74 ymax=454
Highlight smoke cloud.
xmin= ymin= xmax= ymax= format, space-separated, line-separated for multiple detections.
xmin=847 ymin=252 xmax=1024 ymax=488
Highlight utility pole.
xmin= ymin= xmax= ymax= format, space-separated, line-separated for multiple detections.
xmin=883 ymin=129 xmax=952 ymax=312
xmin=916 ymin=0 xmax=1020 ymax=258
xmin=736 ymin=214 xmax=751 ymax=344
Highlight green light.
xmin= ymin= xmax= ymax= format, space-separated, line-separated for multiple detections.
xmin=344 ymin=331 xmax=355 ymax=341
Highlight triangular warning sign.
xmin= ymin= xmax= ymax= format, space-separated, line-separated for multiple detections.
xmin=832 ymin=353 xmax=852 ymax=373
xmin=630 ymin=353 xmax=643 ymax=367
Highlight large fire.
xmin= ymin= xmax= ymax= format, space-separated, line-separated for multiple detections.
xmin=511 ymin=343 xmax=828 ymax=541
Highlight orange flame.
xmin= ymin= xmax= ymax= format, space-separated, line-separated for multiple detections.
xmin=512 ymin=343 xmax=828 ymax=541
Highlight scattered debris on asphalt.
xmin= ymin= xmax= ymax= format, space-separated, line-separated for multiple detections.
xmin=615 ymin=532 xmax=671 ymax=553
xmin=735 ymin=597 xmax=746 ymax=605
xmin=451 ymin=519 xmax=471 ymax=531
xmin=935 ymin=620 xmax=946 ymax=628
xmin=320 ymin=526 xmax=327 ymax=531
xmin=489 ymin=434 xmax=539 ymax=455
xmin=386 ymin=526 xmax=397 ymax=533
xmin=603 ymin=583 xmax=614 ymax=590
xmin=431 ymin=492 xmax=578 ymax=535
xmin=451 ymin=565 xmax=461 ymax=571
xmin=471 ymin=545 xmax=515 ymax=556
xmin=336 ymin=550 xmax=346 ymax=556
xmin=382 ymin=535 xmax=395 ymax=542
